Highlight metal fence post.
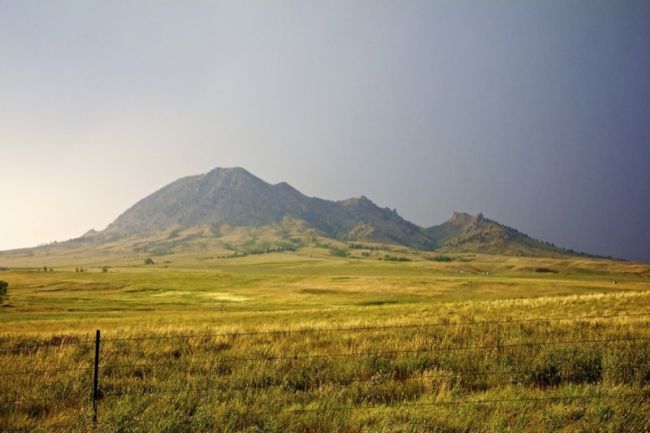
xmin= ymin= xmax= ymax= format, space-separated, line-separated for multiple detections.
xmin=92 ymin=329 xmax=101 ymax=425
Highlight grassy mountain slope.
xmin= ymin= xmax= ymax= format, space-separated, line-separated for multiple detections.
xmin=426 ymin=212 xmax=583 ymax=257
xmin=96 ymin=167 xmax=435 ymax=249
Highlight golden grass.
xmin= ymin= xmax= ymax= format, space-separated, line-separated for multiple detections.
xmin=0 ymin=252 xmax=648 ymax=432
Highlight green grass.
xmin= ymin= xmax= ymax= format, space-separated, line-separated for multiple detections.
xmin=0 ymin=252 xmax=649 ymax=432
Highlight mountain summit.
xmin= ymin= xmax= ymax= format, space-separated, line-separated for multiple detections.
xmin=74 ymin=167 xmax=584 ymax=257
xmin=103 ymin=167 xmax=433 ymax=249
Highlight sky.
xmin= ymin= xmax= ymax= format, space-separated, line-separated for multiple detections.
xmin=1 ymin=1 xmax=649 ymax=261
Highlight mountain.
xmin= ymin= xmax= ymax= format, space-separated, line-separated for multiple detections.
xmin=99 ymin=167 xmax=434 ymax=249
xmin=426 ymin=212 xmax=576 ymax=257
xmin=5 ymin=167 xmax=589 ymax=260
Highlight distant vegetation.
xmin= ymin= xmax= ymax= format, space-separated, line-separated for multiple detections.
xmin=330 ymin=247 xmax=349 ymax=258
xmin=383 ymin=254 xmax=411 ymax=262
xmin=535 ymin=267 xmax=558 ymax=273
xmin=222 ymin=238 xmax=301 ymax=258
xmin=428 ymin=255 xmax=453 ymax=262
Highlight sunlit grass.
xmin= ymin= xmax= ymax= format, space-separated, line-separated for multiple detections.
xmin=0 ymin=253 xmax=649 ymax=431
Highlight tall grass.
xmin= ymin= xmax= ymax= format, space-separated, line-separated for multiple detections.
xmin=1 ymin=291 xmax=649 ymax=432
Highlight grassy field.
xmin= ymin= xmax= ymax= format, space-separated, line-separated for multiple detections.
xmin=1 ymin=251 xmax=649 ymax=432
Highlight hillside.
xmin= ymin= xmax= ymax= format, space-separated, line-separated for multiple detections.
xmin=426 ymin=212 xmax=579 ymax=257
xmin=94 ymin=167 xmax=431 ymax=248
xmin=0 ymin=167 xmax=591 ymax=263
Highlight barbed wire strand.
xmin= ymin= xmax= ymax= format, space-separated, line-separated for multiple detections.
xmin=2 ymin=335 xmax=648 ymax=378
xmin=2 ymin=392 xmax=646 ymax=432
xmin=0 ymin=339 xmax=94 ymax=354
xmin=0 ymin=364 xmax=93 ymax=377
xmin=99 ymin=312 xmax=650 ymax=342
xmin=1 ymin=312 xmax=647 ymax=353
xmin=0 ymin=395 xmax=83 ymax=406
xmin=276 ymin=392 xmax=648 ymax=414
xmin=1 ymin=423 xmax=80 ymax=433
xmin=99 ymin=336 xmax=650 ymax=371
xmin=101 ymin=364 xmax=650 ymax=398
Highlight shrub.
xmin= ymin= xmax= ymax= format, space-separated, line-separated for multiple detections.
xmin=535 ymin=267 xmax=558 ymax=273
xmin=330 ymin=248 xmax=349 ymax=258
xmin=0 ymin=280 xmax=7 ymax=303
xmin=429 ymin=255 xmax=453 ymax=262
xmin=383 ymin=255 xmax=411 ymax=262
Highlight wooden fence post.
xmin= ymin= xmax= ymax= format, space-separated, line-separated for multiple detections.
xmin=92 ymin=329 xmax=100 ymax=425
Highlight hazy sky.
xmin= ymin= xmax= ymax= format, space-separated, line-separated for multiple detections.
xmin=1 ymin=1 xmax=649 ymax=261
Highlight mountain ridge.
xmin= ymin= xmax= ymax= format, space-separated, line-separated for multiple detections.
xmin=101 ymin=167 xmax=428 ymax=246
xmin=67 ymin=166 xmax=591 ymax=258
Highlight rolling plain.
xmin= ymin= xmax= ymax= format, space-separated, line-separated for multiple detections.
xmin=1 ymin=248 xmax=649 ymax=432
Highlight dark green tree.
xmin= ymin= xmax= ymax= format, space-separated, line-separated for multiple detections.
xmin=0 ymin=280 xmax=8 ymax=304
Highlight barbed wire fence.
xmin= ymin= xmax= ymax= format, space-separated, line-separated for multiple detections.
xmin=1 ymin=312 xmax=649 ymax=431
